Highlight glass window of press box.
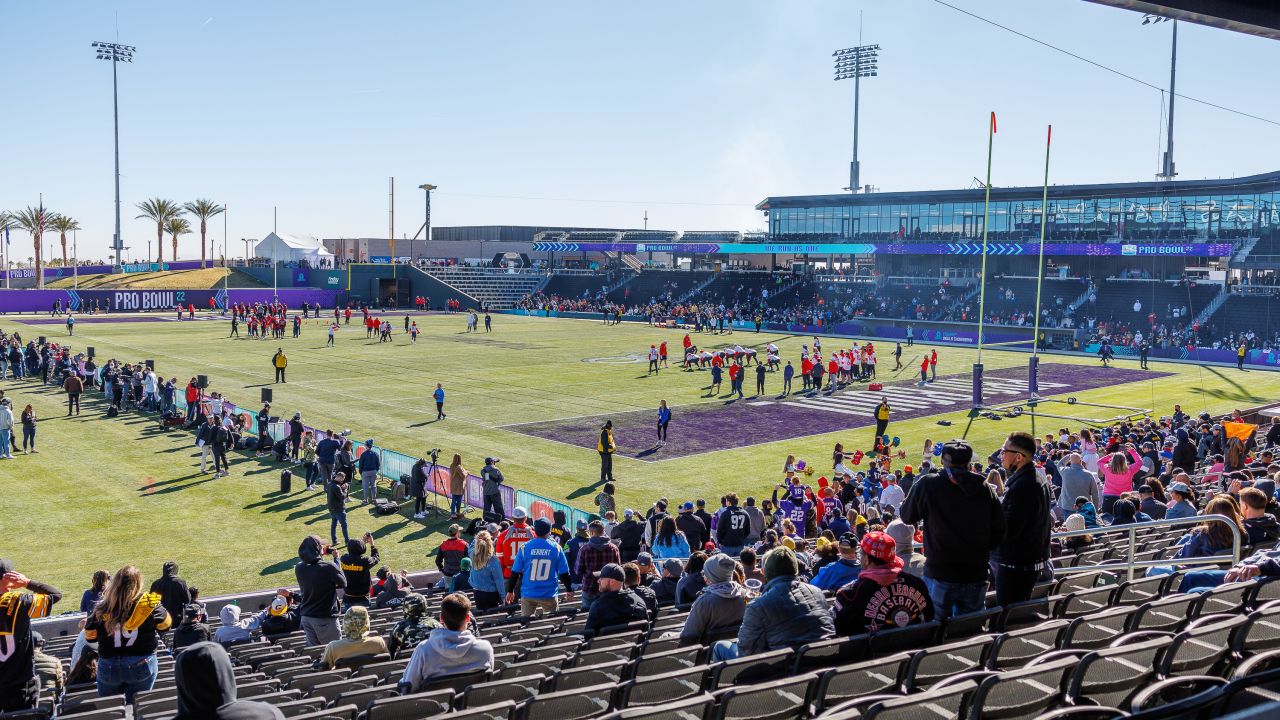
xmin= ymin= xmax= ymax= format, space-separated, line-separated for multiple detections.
xmin=769 ymin=192 xmax=1280 ymax=242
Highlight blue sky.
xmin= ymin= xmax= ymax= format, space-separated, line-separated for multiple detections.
xmin=3 ymin=1 xmax=1279 ymax=260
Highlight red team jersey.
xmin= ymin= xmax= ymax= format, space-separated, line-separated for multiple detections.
xmin=497 ymin=523 xmax=535 ymax=577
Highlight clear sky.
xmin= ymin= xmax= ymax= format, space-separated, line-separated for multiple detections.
xmin=3 ymin=0 xmax=1279 ymax=261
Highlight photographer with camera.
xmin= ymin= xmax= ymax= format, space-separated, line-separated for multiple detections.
xmin=294 ymin=535 xmax=348 ymax=646
xmin=482 ymin=457 xmax=505 ymax=522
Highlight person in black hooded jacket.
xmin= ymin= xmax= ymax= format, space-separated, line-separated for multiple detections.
xmin=899 ymin=439 xmax=1006 ymax=620
xmin=1171 ymin=428 xmax=1198 ymax=475
xmin=150 ymin=561 xmax=193 ymax=624
xmin=173 ymin=642 xmax=283 ymax=720
xmin=339 ymin=534 xmax=379 ymax=609
xmin=294 ymin=535 xmax=346 ymax=646
xmin=172 ymin=604 xmax=213 ymax=652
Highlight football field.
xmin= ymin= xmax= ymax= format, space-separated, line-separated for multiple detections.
xmin=5 ymin=310 xmax=1278 ymax=596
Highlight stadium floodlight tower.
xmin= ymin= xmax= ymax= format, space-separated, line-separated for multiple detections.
xmin=1143 ymin=13 xmax=1178 ymax=181
xmin=833 ymin=41 xmax=878 ymax=193
xmin=92 ymin=40 xmax=135 ymax=273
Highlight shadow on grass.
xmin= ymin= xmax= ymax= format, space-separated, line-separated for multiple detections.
xmin=566 ymin=479 xmax=606 ymax=501
xmin=1202 ymin=366 xmax=1253 ymax=397
xmin=145 ymin=477 xmax=219 ymax=495
xmin=260 ymin=557 xmax=298 ymax=576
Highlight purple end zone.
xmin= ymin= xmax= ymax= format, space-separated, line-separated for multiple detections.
xmin=504 ymin=362 xmax=1170 ymax=461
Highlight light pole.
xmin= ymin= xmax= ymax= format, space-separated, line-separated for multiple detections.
xmin=92 ymin=41 xmax=135 ymax=273
xmin=1144 ymin=14 xmax=1178 ymax=180
xmin=73 ymin=229 xmax=78 ymax=289
xmin=834 ymin=29 xmax=878 ymax=193
xmin=418 ymin=184 xmax=437 ymax=265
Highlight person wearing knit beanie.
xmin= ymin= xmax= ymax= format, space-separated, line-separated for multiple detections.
xmin=763 ymin=546 xmax=799 ymax=581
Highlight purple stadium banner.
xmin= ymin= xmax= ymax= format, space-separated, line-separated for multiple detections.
xmin=530 ymin=241 xmax=1234 ymax=257
xmin=0 ymin=288 xmax=341 ymax=313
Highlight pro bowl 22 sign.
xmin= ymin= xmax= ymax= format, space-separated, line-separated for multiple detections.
xmin=112 ymin=290 xmax=189 ymax=310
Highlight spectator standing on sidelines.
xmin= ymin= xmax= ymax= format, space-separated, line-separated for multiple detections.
xmin=0 ymin=400 xmax=14 ymax=460
xmin=315 ymin=430 xmax=340 ymax=484
xmin=357 ymin=439 xmax=381 ymax=505
xmin=899 ymin=439 xmax=1006 ymax=619
xmin=599 ymin=420 xmax=616 ymax=483
xmin=326 ymin=473 xmax=351 ymax=547
xmin=295 ymin=536 xmax=347 ymax=646
xmin=0 ymin=559 xmax=62 ymax=712
xmin=64 ymin=371 xmax=83 ymax=416
xmin=505 ymin=519 xmax=574 ymax=616
xmin=272 ymin=348 xmax=287 ymax=383
xmin=994 ymin=432 xmax=1054 ymax=605
xmin=433 ymin=384 xmax=446 ymax=420
xmin=481 ymin=457 xmax=505 ymax=521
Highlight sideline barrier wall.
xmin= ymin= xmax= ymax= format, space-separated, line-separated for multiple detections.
xmin=0 ymin=287 xmax=342 ymax=313
xmin=165 ymin=389 xmax=578 ymax=525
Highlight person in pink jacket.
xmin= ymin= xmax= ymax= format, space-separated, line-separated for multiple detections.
xmin=1099 ymin=445 xmax=1143 ymax=514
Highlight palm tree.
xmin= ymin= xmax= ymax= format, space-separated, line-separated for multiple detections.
xmin=0 ymin=212 xmax=17 ymax=281
xmin=135 ymin=198 xmax=183 ymax=263
xmin=183 ymin=199 xmax=225 ymax=269
xmin=50 ymin=214 xmax=81 ymax=267
xmin=165 ymin=216 xmax=192 ymax=261
xmin=12 ymin=206 xmax=53 ymax=288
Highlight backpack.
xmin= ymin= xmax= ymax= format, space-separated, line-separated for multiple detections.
xmin=106 ymin=406 xmax=119 ymax=418
xmin=374 ymin=498 xmax=400 ymax=516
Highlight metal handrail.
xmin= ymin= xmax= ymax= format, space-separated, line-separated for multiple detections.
xmin=1051 ymin=513 xmax=1242 ymax=582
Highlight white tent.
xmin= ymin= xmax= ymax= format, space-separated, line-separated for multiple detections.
xmin=254 ymin=232 xmax=334 ymax=263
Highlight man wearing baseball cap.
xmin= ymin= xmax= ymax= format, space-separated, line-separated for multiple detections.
xmin=505 ymin=518 xmax=574 ymax=617
xmin=810 ymin=533 xmax=862 ymax=591
xmin=676 ymin=502 xmax=708 ymax=551
xmin=582 ymin=564 xmax=648 ymax=637
xmin=832 ymin=531 xmax=934 ymax=636
xmin=609 ymin=508 xmax=645 ymax=562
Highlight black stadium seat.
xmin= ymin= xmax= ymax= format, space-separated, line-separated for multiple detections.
xmin=520 ymin=682 xmax=617 ymax=720
xmin=618 ymin=666 xmax=711 ymax=708
xmin=459 ymin=675 xmax=549 ymax=710
xmin=858 ymin=678 xmax=979 ymax=719
xmin=1064 ymin=637 xmax=1172 ymax=708
xmin=711 ymin=673 xmax=818 ymax=720
xmin=709 ymin=648 xmax=795 ymax=689
xmin=900 ymin=635 xmax=994 ymax=691
xmin=363 ymin=690 xmax=455 ymax=720
xmin=1125 ymin=675 xmax=1226 ymax=719
xmin=598 ymin=694 xmax=717 ymax=720
xmin=966 ymin=655 xmax=1078 ymax=719
xmin=810 ymin=653 xmax=911 ymax=714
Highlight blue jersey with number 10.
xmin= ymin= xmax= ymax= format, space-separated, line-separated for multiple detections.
xmin=512 ymin=537 xmax=570 ymax=600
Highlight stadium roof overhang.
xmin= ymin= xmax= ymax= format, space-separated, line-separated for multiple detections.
xmin=1083 ymin=1 xmax=1280 ymax=42
xmin=755 ymin=170 xmax=1280 ymax=211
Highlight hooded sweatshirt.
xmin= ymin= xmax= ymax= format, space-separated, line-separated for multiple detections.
xmin=899 ymin=466 xmax=1006 ymax=584
xmin=150 ymin=561 xmax=193 ymax=623
xmin=832 ymin=561 xmax=934 ymax=636
xmin=402 ymin=628 xmax=494 ymax=691
xmin=213 ymin=605 xmax=260 ymax=646
xmin=294 ymin=536 xmax=347 ymax=619
xmin=679 ymin=581 xmax=748 ymax=645
xmin=173 ymin=642 xmax=283 ymax=720
xmin=340 ymin=540 xmax=380 ymax=600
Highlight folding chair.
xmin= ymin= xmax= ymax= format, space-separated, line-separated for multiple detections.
xmin=966 ymin=656 xmax=1078 ymax=719
xmin=857 ymin=678 xmax=978 ymax=720
xmin=1125 ymin=675 xmax=1226 ymax=720
xmin=458 ymin=674 xmax=548 ymax=710
xmin=363 ymin=690 xmax=455 ymax=720
xmin=711 ymin=672 xmax=817 ymax=720
xmin=597 ymin=694 xmax=716 ymax=720
xmin=1159 ymin=613 xmax=1247 ymax=677
xmin=708 ymin=648 xmax=794 ymax=689
xmin=520 ymin=682 xmax=617 ymax=720
xmin=1063 ymin=637 xmax=1172 ymax=709
xmin=617 ymin=666 xmax=710 ymax=709
xmin=900 ymin=635 xmax=994 ymax=692
xmin=985 ymin=619 xmax=1069 ymax=670
xmin=810 ymin=653 xmax=911 ymax=715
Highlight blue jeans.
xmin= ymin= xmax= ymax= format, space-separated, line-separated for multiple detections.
xmin=712 ymin=641 xmax=740 ymax=662
xmin=450 ymin=494 xmax=464 ymax=515
xmin=97 ymin=654 xmax=157 ymax=703
xmin=0 ymin=429 xmax=12 ymax=459
xmin=1178 ymin=570 xmax=1228 ymax=593
xmin=720 ymin=546 xmax=743 ymax=559
xmin=330 ymin=510 xmax=349 ymax=546
xmin=925 ymin=577 xmax=988 ymax=620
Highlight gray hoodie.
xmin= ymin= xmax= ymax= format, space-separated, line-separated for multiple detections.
xmin=679 ymin=581 xmax=748 ymax=645
xmin=403 ymin=628 xmax=494 ymax=691
xmin=213 ymin=605 xmax=261 ymax=646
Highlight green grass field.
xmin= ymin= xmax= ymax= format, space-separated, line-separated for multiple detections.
xmin=6 ymin=311 xmax=1278 ymax=598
